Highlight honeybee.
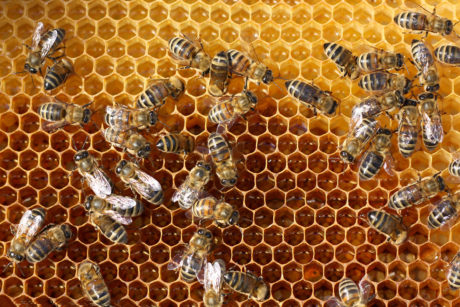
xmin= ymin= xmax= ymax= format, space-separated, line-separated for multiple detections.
xmin=411 ymin=40 xmax=439 ymax=92
xmin=115 ymin=160 xmax=164 ymax=206
xmin=357 ymin=49 xmax=405 ymax=72
xmin=227 ymin=49 xmax=274 ymax=85
xmin=203 ymin=260 xmax=226 ymax=307
xmin=44 ymin=58 xmax=73 ymax=90
xmin=192 ymin=197 xmax=239 ymax=228
xmin=448 ymin=252 xmax=460 ymax=290
xmin=208 ymin=133 xmax=238 ymax=187
xmin=359 ymin=72 xmax=412 ymax=94
xmin=168 ymin=228 xmax=214 ymax=283
xmin=223 ymin=271 xmax=269 ymax=302
xmin=38 ymin=99 xmax=92 ymax=132
xmin=172 ymin=160 xmax=212 ymax=209
xmin=156 ymin=133 xmax=195 ymax=155
xmin=136 ymin=76 xmax=185 ymax=109
xmin=358 ymin=128 xmax=393 ymax=181
xmin=209 ymin=51 xmax=230 ymax=97
xmin=367 ymin=210 xmax=407 ymax=245
xmin=74 ymin=150 xmax=113 ymax=198
xmin=397 ymin=99 xmax=419 ymax=158
xmin=351 ymin=90 xmax=404 ymax=124
xmin=449 ymin=159 xmax=460 ymax=177
xmin=7 ymin=208 xmax=46 ymax=263
xmin=427 ymin=193 xmax=460 ymax=229
xmin=323 ymin=42 xmax=361 ymax=80
xmin=104 ymin=105 xmax=158 ymax=131
xmin=78 ymin=261 xmax=112 ymax=307
xmin=285 ymin=80 xmax=338 ymax=115
xmin=435 ymin=45 xmax=460 ymax=66
xmin=340 ymin=117 xmax=378 ymax=164
xmin=103 ymin=127 xmax=151 ymax=158
xmin=84 ymin=194 xmax=143 ymax=225
xmin=208 ymin=90 xmax=258 ymax=128
xmin=388 ymin=174 xmax=446 ymax=210
xmin=88 ymin=210 xmax=127 ymax=244
xmin=25 ymin=224 xmax=72 ymax=263
xmin=23 ymin=22 xmax=66 ymax=75
xmin=419 ymin=92 xmax=443 ymax=151
xmin=169 ymin=35 xmax=211 ymax=75
xmin=328 ymin=278 xmax=373 ymax=307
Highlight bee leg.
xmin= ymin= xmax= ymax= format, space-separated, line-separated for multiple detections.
xmin=22 ymin=43 xmax=32 ymax=50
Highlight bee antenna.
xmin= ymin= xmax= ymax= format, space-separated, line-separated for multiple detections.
xmin=72 ymin=136 xmax=78 ymax=151
xmin=13 ymin=70 xmax=27 ymax=75
xmin=16 ymin=263 xmax=25 ymax=278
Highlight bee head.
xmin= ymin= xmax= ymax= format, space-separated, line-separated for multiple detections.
xmin=418 ymin=92 xmax=435 ymax=101
xmin=137 ymin=144 xmax=151 ymax=158
xmin=328 ymin=99 xmax=339 ymax=115
xmin=169 ymin=76 xmax=185 ymax=98
xmin=74 ymin=150 xmax=89 ymax=162
xmin=61 ymin=224 xmax=73 ymax=240
xmin=24 ymin=63 xmax=37 ymax=74
xmin=115 ymin=160 xmax=128 ymax=174
xmin=7 ymin=250 xmax=24 ymax=262
xmin=403 ymin=77 xmax=412 ymax=94
xmin=262 ymin=69 xmax=274 ymax=84
xmin=197 ymin=228 xmax=212 ymax=239
xmin=426 ymin=83 xmax=440 ymax=92
xmin=229 ymin=211 xmax=240 ymax=225
xmin=340 ymin=151 xmax=354 ymax=163
xmin=377 ymin=128 xmax=392 ymax=136
xmin=148 ymin=111 xmax=158 ymax=125
xmin=396 ymin=53 xmax=404 ymax=68
xmin=435 ymin=175 xmax=446 ymax=191
xmin=221 ymin=178 xmax=237 ymax=186
xmin=403 ymin=98 xmax=417 ymax=107
xmin=197 ymin=161 xmax=211 ymax=171
xmin=82 ymin=109 xmax=92 ymax=124
xmin=84 ymin=195 xmax=94 ymax=210
xmin=445 ymin=20 xmax=453 ymax=35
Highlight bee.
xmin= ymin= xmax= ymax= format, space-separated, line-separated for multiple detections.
xmin=38 ymin=99 xmax=92 ymax=132
xmin=78 ymin=261 xmax=112 ymax=307
xmin=340 ymin=117 xmax=378 ymax=164
xmin=209 ymin=51 xmax=230 ymax=97
xmin=7 ymin=208 xmax=46 ymax=263
xmin=323 ymin=42 xmax=361 ymax=80
xmin=351 ymin=90 xmax=404 ymax=124
xmin=397 ymin=99 xmax=419 ymax=158
xmin=23 ymin=22 xmax=66 ymax=75
xmin=25 ymin=224 xmax=73 ymax=263
xmin=44 ymin=58 xmax=73 ymax=90
xmin=223 ymin=271 xmax=269 ymax=302
xmin=419 ymin=92 xmax=443 ymax=151
xmin=394 ymin=6 xmax=454 ymax=37
xmin=168 ymin=35 xmax=211 ymax=75
xmin=327 ymin=278 xmax=373 ymax=307
xmin=227 ymin=49 xmax=274 ymax=85
xmin=285 ymin=80 xmax=339 ymax=115
xmin=388 ymin=174 xmax=445 ymax=210
xmin=208 ymin=133 xmax=238 ymax=187
xmin=427 ymin=193 xmax=460 ymax=229
xmin=203 ymin=260 xmax=226 ymax=307
xmin=449 ymin=159 xmax=460 ymax=177
xmin=168 ymin=228 xmax=214 ymax=283
xmin=411 ymin=40 xmax=439 ymax=92
xmin=358 ymin=72 xmax=412 ymax=94
xmin=358 ymin=128 xmax=393 ymax=181
xmin=448 ymin=252 xmax=460 ymax=290
xmin=74 ymin=150 xmax=113 ymax=198
xmin=208 ymin=90 xmax=258 ymax=128
xmin=136 ymin=76 xmax=185 ymax=109
xmin=84 ymin=194 xmax=143 ymax=225
xmin=104 ymin=105 xmax=158 ymax=131
xmin=103 ymin=127 xmax=151 ymax=158
xmin=192 ymin=197 xmax=239 ymax=228
xmin=434 ymin=45 xmax=460 ymax=66
xmin=172 ymin=160 xmax=212 ymax=209
xmin=367 ymin=210 xmax=408 ymax=245
xmin=357 ymin=49 xmax=405 ymax=72
xmin=115 ymin=160 xmax=164 ymax=206
xmin=88 ymin=210 xmax=127 ymax=244
xmin=156 ymin=133 xmax=195 ymax=155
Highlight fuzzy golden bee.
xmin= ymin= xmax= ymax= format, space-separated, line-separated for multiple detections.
xmin=88 ymin=210 xmax=128 ymax=244
xmin=168 ymin=35 xmax=211 ymax=75
xmin=156 ymin=133 xmax=195 ymax=155
xmin=44 ymin=57 xmax=73 ymax=90
xmin=84 ymin=194 xmax=143 ymax=225
xmin=427 ymin=192 xmax=460 ymax=229
xmin=105 ymin=105 xmax=158 ymax=131
xmin=351 ymin=90 xmax=403 ymax=124
xmin=419 ymin=92 xmax=443 ymax=151
xmin=285 ymin=80 xmax=338 ymax=115
xmin=208 ymin=90 xmax=258 ymax=128
xmin=227 ymin=49 xmax=274 ymax=85
xmin=358 ymin=128 xmax=393 ymax=181
xmin=411 ymin=39 xmax=439 ymax=92
xmin=136 ymin=76 xmax=184 ymax=109
xmin=357 ymin=49 xmax=405 ymax=72
xmin=394 ymin=7 xmax=455 ymax=37
xmin=74 ymin=150 xmax=113 ymax=198
xmin=25 ymin=224 xmax=72 ymax=263
xmin=435 ymin=45 xmax=460 ymax=66
xmin=103 ymin=127 xmax=151 ymax=158
xmin=78 ymin=261 xmax=112 ymax=307
xmin=323 ymin=42 xmax=361 ymax=79
xmin=358 ymin=72 xmax=412 ymax=94
xmin=223 ymin=271 xmax=269 ymax=302
xmin=38 ymin=99 xmax=92 ymax=132
xmin=327 ymin=278 xmax=374 ymax=307
xmin=209 ymin=51 xmax=230 ymax=97
xmin=340 ymin=117 xmax=378 ymax=164
xmin=367 ymin=210 xmax=407 ymax=245
xmin=192 ymin=197 xmax=239 ymax=228
xmin=208 ymin=133 xmax=238 ymax=187
xmin=397 ymin=99 xmax=419 ymax=158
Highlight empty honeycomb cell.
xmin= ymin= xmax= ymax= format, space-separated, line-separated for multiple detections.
xmin=324 ymin=262 xmax=344 ymax=282
xmin=0 ymin=149 xmax=18 ymax=170
xmin=346 ymin=226 xmax=365 ymax=246
xmin=313 ymin=280 xmax=332 ymax=300
xmin=430 ymin=261 xmax=446 ymax=282
xmin=232 ymin=244 xmax=251 ymax=264
xmin=109 ymin=244 xmax=129 ymax=263
xmin=325 ymin=225 xmax=344 ymax=245
xmin=25 ymin=277 xmax=42 ymax=297
xmin=271 ymin=281 xmax=291 ymax=301
xmin=50 ymin=132 xmax=68 ymax=152
xmin=326 ymin=189 xmax=346 ymax=209
xmin=243 ymin=226 xmax=262 ymax=246
xmin=67 ymin=241 xmax=87 ymax=262
xmin=28 ymin=168 xmax=47 ymax=190
xmin=306 ymin=225 xmax=324 ymax=246
xmin=274 ymin=244 xmax=293 ymax=264
xmin=314 ymin=243 xmax=334 ymax=264
xmin=252 ymin=244 xmax=272 ymax=265
xmin=78 ymin=224 xmax=98 ymax=244
xmin=120 ymin=262 xmax=138 ymax=282
xmin=262 ymin=263 xmax=282 ymax=284
xmin=150 ymin=243 xmax=170 ymax=264
xmin=45 ymin=278 xmax=64 ymax=298
xmin=410 ymin=261 xmax=429 ymax=282
xmin=8 ymin=167 xmax=27 ymax=188
xmin=356 ymin=244 xmax=376 ymax=265
xmin=1 ymin=112 xmax=19 ymax=132
xmin=420 ymin=279 xmax=440 ymax=301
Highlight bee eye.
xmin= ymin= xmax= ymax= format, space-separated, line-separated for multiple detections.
xmin=197 ymin=162 xmax=203 ymax=167
xmin=198 ymin=229 xmax=204 ymax=235
xmin=205 ymin=232 xmax=212 ymax=238
xmin=230 ymin=179 xmax=236 ymax=184
xmin=205 ymin=165 xmax=211 ymax=171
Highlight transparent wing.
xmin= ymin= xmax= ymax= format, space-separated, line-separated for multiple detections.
xmin=105 ymin=106 xmax=129 ymax=129
xmin=40 ymin=30 xmax=58 ymax=60
xmin=32 ymin=22 xmax=44 ymax=48
xmin=85 ymin=169 xmax=113 ymax=198
xmin=422 ymin=111 xmax=444 ymax=144
xmin=196 ymin=258 xmax=207 ymax=284
xmin=135 ymin=169 xmax=162 ymax=191
xmin=168 ymin=247 xmax=187 ymax=271
xmin=16 ymin=210 xmax=45 ymax=242
xmin=383 ymin=152 xmax=396 ymax=177
xmin=42 ymin=120 xmax=70 ymax=132
xmin=172 ymin=185 xmax=199 ymax=209
xmin=204 ymin=261 xmax=224 ymax=291
xmin=105 ymin=210 xmax=132 ymax=225
xmin=105 ymin=194 xmax=138 ymax=210
xmin=428 ymin=199 xmax=458 ymax=231
xmin=359 ymin=278 xmax=375 ymax=303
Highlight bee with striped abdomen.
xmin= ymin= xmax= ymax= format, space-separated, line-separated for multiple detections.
xmin=78 ymin=261 xmax=112 ymax=307
xmin=209 ymin=51 xmax=230 ymax=97
xmin=411 ymin=40 xmax=439 ymax=92
xmin=427 ymin=192 xmax=460 ymax=229
xmin=357 ymin=49 xmax=405 ymax=72
xmin=435 ymin=45 xmax=460 ymax=66
xmin=103 ymin=127 xmax=151 ymax=158
xmin=448 ymin=252 xmax=460 ymax=290
xmin=136 ymin=76 xmax=184 ymax=109
xmin=156 ymin=133 xmax=195 ymax=155
xmin=88 ymin=210 xmax=128 ymax=244
xmin=169 ymin=35 xmax=211 ymax=75
xmin=388 ymin=174 xmax=446 ymax=210
xmin=351 ymin=90 xmax=403 ymax=125
xmin=449 ymin=158 xmax=460 ymax=177
xmin=44 ymin=58 xmax=73 ymax=90
xmin=84 ymin=194 xmax=143 ymax=226
xmin=359 ymin=128 xmax=393 ymax=181
xmin=25 ymin=224 xmax=72 ymax=263
xmin=367 ymin=210 xmax=407 ymax=245
xmin=397 ymin=99 xmax=419 ymax=158
xmin=203 ymin=260 xmax=226 ymax=307
xmin=115 ymin=160 xmax=164 ymax=206
xmin=340 ymin=117 xmax=378 ymax=164
xmin=172 ymin=160 xmax=212 ymax=209
xmin=104 ymin=105 xmax=158 ymax=131
xmin=226 ymin=49 xmax=274 ymax=85
xmin=192 ymin=197 xmax=239 ymax=228
xmin=208 ymin=90 xmax=257 ymax=129
xmin=328 ymin=278 xmax=374 ymax=307
xmin=285 ymin=79 xmax=338 ymax=116
xmin=208 ymin=133 xmax=238 ymax=187
xmin=74 ymin=150 xmax=113 ymax=199
xmin=323 ymin=42 xmax=361 ymax=80
xmin=38 ymin=99 xmax=92 ymax=132
xmin=359 ymin=72 xmax=412 ymax=94
xmin=223 ymin=271 xmax=269 ymax=302
xmin=419 ymin=92 xmax=443 ymax=151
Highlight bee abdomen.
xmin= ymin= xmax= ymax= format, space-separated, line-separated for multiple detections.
xmin=359 ymin=72 xmax=387 ymax=91
xmin=88 ymin=280 xmax=111 ymax=307
xmin=449 ymin=160 xmax=460 ymax=176
xmin=394 ymin=12 xmax=427 ymax=31
xmin=180 ymin=256 xmax=201 ymax=282
xmin=156 ymin=134 xmax=179 ymax=153
xmin=100 ymin=219 xmax=127 ymax=243
xmin=422 ymin=128 xmax=439 ymax=151
xmin=227 ymin=49 xmax=250 ymax=73
xmin=147 ymin=189 xmax=164 ymax=205
xmin=169 ymin=37 xmax=196 ymax=60
xmin=428 ymin=201 xmax=456 ymax=229
xmin=26 ymin=238 xmax=53 ymax=263
xmin=115 ymin=201 xmax=143 ymax=217
xmin=209 ymin=103 xmax=233 ymax=124
xmin=192 ymin=198 xmax=215 ymax=219
xmin=137 ymin=83 xmax=169 ymax=108
xmin=398 ymin=129 xmax=417 ymax=157
xmin=324 ymin=43 xmax=351 ymax=67
xmin=358 ymin=53 xmax=379 ymax=71
xmin=389 ymin=191 xmax=411 ymax=209
xmin=208 ymin=134 xmax=231 ymax=162
xmin=338 ymin=278 xmax=360 ymax=305
xmin=435 ymin=45 xmax=460 ymax=65
xmin=38 ymin=103 xmax=66 ymax=121
xmin=209 ymin=51 xmax=229 ymax=97
xmin=359 ymin=151 xmax=384 ymax=181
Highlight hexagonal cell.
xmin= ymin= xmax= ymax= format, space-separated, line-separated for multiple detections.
xmin=409 ymin=261 xmax=429 ymax=282
xmin=25 ymin=277 xmax=42 ymax=297
xmin=324 ymin=262 xmax=344 ymax=282
xmin=420 ymin=279 xmax=440 ymax=301
xmin=314 ymin=243 xmax=334 ymax=264
xmin=399 ymin=242 xmax=418 ymax=263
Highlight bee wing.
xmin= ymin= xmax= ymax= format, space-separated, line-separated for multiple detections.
xmin=32 ymin=22 xmax=44 ymax=48
xmin=42 ymin=120 xmax=70 ymax=132
xmin=168 ymin=246 xmax=188 ymax=271
xmin=105 ymin=210 xmax=132 ymax=225
xmin=105 ymin=106 xmax=129 ymax=130
xmin=105 ymin=194 xmax=138 ymax=210
xmin=16 ymin=210 xmax=45 ymax=243
xmin=172 ymin=185 xmax=199 ymax=209
xmin=358 ymin=279 xmax=375 ymax=303
xmin=422 ymin=111 xmax=444 ymax=144
xmin=324 ymin=297 xmax=345 ymax=307
xmin=204 ymin=261 xmax=224 ymax=291
xmin=383 ymin=152 xmax=396 ymax=177
xmin=196 ymin=258 xmax=207 ymax=284
xmin=135 ymin=169 xmax=162 ymax=191
xmin=40 ymin=30 xmax=58 ymax=60
xmin=85 ymin=169 xmax=113 ymax=198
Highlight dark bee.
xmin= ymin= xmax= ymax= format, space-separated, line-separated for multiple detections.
xmin=397 ymin=99 xmax=419 ymax=158
xmin=435 ymin=45 xmax=460 ymax=66
xmin=25 ymin=224 xmax=73 ymax=263
xmin=323 ymin=42 xmax=361 ymax=79
xmin=38 ymin=99 xmax=92 ymax=132
xmin=227 ymin=49 xmax=273 ymax=85
xmin=358 ymin=128 xmax=392 ymax=181
xmin=169 ymin=35 xmax=211 ymax=75
xmin=105 ymin=105 xmax=158 ymax=131
xmin=44 ymin=58 xmax=73 ymax=90
xmin=419 ymin=92 xmax=443 ymax=151
xmin=411 ymin=40 xmax=439 ymax=92
xmin=394 ymin=7 xmax=454 ymax=36
xmin=367 ymin=210 xmax=407 ymax=245
xmin=358 ymin=72 xmax=411 ymax=94
xmin=103 ymin=127 xmax=151 ymax=158
xmin=156 ymin=133 xmax=195 ymax=155
xmin=223 ymin=271 xmax=269 ymax=302
xmin=209 ymin=51 xmax=230 ymax=97
xmin=340 ymin=117 xmax=378 ymax=164
xmin=78 ymin=261 xmax=112 ymax=307
xmin=192 ymin=197 xmax=239 ymax=228
xmin=388 ymin=174 xmax=445 ymax=210
xmin=88 ymin=210 xmax=127 ymax=244
xmin=427 ymin=193 xmax=460 ymax=229
xmin=208 ymin=90 xmax=257 ymax=128
xmin=351 ymin=90 xmax=404 ymax=123
xmin=285 ymin=79 xmax=339 ymax=115
xmin=208 ymin=133 xmax=238 ymax=187
xmin=357 ymin=49 xmax=405 ymax=72
xmin=136 ymin=76 xmax=184 ymax=109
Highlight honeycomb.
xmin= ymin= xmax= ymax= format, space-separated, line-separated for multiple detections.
xmin=1 ymin=0 xmax=460 ymax=306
